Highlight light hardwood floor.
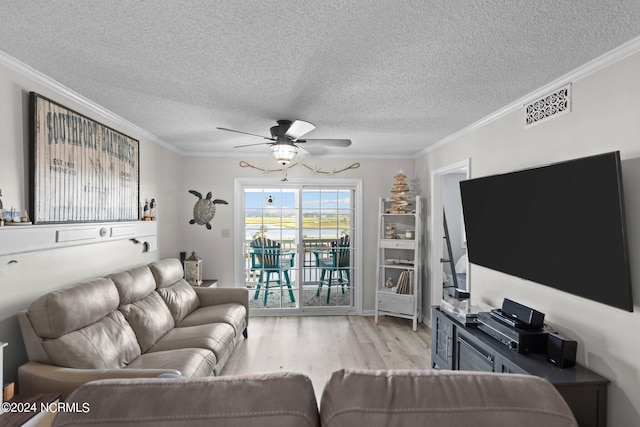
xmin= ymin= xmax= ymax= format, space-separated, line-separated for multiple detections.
xmin=221 ymin=315 xmax=432 ymax=399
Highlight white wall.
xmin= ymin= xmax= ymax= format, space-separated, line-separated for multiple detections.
xmin=0 ymin=59 xmax=183 ymax=386
xmin=179 ymin=155 xmax=415 ymax=312
xmin=417 ymin=50 xmax=640 ymax=426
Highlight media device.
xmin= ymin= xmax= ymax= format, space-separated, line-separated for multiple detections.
xmin=477 ymin=312 xmax=552 ymax=354
xmin=460 ymin=151 xmax=633 ymax=312
xmin=440 ymin=297 xmax=491 ymax=326
xmin=547 ymin=332 xmax=577 ymax=369
xmin=498 ymin=298 xmax=545 ymax=328
xmin=490 ymin=309 xmax=544 ymax=330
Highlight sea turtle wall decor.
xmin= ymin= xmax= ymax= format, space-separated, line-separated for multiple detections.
xmin=188 ymin=190 xmax=228 ymax=230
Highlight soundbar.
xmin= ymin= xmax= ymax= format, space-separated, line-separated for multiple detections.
xmin=501 ymin=298 xmax=545 ymax=328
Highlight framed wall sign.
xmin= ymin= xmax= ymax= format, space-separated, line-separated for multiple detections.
xmin=29 ymin=92 xmax=140 ymax=224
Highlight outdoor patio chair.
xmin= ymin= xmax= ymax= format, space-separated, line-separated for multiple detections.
xmin=313 ymin=235 xmax=350 ymax=304
xmin=250 ymin=237 xmax=296 ymax=306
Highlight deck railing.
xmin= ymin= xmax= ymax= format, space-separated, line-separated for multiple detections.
xmin=243 ymin=237 xmax=348 ymax=285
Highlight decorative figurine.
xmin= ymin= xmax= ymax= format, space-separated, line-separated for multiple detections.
xmin=143 ymin=199 xmax=150 ymax=220
xmin=0 ymin=188 xmax=3 ymax=211
xmin=149 ymin=198 xmax=156 ymax=220
xmin=188 ymin=190 xmax=228 ymax=230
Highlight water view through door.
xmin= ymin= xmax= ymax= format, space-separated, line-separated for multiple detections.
xmin=243 ymin=186 xmax=354 ymax=312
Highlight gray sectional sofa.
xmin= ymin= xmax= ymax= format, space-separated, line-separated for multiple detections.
xmin=52 ymin=369 xmax=579 ymax=427
xmin=17 ymin=258 xmax=248 ymax=399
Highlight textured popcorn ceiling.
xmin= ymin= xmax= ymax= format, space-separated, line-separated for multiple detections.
xmin=1 ymin=1 xmax=639 ymax=157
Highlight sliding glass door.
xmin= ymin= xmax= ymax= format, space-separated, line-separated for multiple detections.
xmin=238 ymin=180 xmax=358 ymax=314
xmin=243 ymin=187 xmax=299 ymax=310
xmin=300 ymin=188 xmax=353 ymax=309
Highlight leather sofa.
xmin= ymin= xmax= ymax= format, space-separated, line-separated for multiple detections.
xmin=17 ymin=258 xmax=248 ymax=399
xmin=52 ymin=369 xmax=578 ymax=427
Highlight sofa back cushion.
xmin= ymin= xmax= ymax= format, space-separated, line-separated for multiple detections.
xmin=26 ymin=277 xmax=142 ymax=369
xmin=55 ymin=372 xmax=320 ymax=427
xmin=150 ymin=259 xmax=200 ymax=323
xmin=42 ymin=311 xmax=141 ymax=369
xmin=111 ymin=266 xmax=175 ymax=352
xmin=118 ymin=292 xmax=175 ymax=352
xmin=27 ymin=278 xmax=120 ymax=339
xmin=109 ymin=265 xmax=157 ymax=304
xmin=320 ymin=369 xmax=578 ymax=427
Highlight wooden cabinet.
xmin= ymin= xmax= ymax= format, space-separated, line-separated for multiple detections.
xmin=432 ymin=311 xmax=455 ymax=369
xmin=375 ymin=197 xmax=422 ymax=331
xmin=431 ymin=307 xmax=609 ymax=427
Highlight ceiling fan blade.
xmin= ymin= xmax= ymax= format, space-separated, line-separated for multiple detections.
xmin=234 ymin=142 xmax=274 ymax=148
xmin=217 ymin=127 xmax=273 ymax=140
xmin=296 ymin=138 xmax=351 ymax=147
xmin=284 ymin=120 xmax=316 ymax=139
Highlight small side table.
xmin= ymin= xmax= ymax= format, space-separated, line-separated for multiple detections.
xmin=192 ymin=279 xmax=218 ymax=288
xmin=0 ymin=393 xmax=60 ymax=427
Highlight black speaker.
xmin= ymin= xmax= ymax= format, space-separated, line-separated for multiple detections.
xmin=547 ymin=332 xmax=577 ymax=369
xmin=501 ymin=298 xmax=545 ymax=327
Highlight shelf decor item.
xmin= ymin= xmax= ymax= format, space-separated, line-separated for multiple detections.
xmin=384 ymin=223 xmax=396 ymax=239
xmin=184 ymin=251 xmax=202 ymax=286
xmin=388 ymin=170 xmax=411 ymax=213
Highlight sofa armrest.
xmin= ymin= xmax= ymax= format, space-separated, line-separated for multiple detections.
xmin=18 ymin=362 xmax=181 ymax=400
xmin=193 ymin=287 xmax=249 ymax=329
xmin=193 ymin=286 xmax=248 ymax=306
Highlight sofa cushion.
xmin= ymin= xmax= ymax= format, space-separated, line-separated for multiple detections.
xmin=42 ymin=311 xmax=141 ymax=369
xmin=127 ymin=348 xmax=216 ymax=378
xmin=109 ymin=265 xmax=157 ymax=305
xmin=156 ymin=281 xmax=200 ymax=323
xmin=118 ymin=291 xmax=176 ymax=352
xmin=320 ymin=369 xmax=578 ymax=427
xmin=54 ymin=372 xmax=319 ymax=427
xmin=111 ymin=265 xmax=176 ymax=352
xmin=150 ymin=259 xmax=200 ymax=323
xmin=27 ymin=278 xmax=120 ymax=339
xmin=149 ymin=323 xmax=235 ymax=374
xmin=178 ymin=303 xmax=247 ymax=336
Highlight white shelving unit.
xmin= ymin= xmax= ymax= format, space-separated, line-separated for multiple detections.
xmin=375 ymin=196 xmax=422 ymax=331
xmin=0 ymin=221 xmax=157 ymax=256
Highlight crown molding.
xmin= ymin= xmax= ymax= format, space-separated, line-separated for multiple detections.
xmin=0 ymin=50 xmax=183 ymax=155
xmin=418 ymin=35 xmax=640 ymax=157
xmin=181 ymin=150 xmax=414 ymax=160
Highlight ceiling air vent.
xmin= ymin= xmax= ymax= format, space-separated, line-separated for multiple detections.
xmin=525 ymin=84 xmax=571 ymax=128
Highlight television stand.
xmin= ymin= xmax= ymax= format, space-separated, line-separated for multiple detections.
xmin=432 ymin=307 xmax=609 ymax=427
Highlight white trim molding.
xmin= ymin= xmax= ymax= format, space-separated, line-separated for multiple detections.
xmin=430 ymin=159 xmax=470 ymax=310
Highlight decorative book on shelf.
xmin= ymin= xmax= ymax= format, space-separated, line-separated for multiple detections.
xmin=395 ymin=270 xmax=414 ymax=294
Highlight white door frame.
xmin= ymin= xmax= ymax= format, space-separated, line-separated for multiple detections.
xmin=430 ymin=159 xmax=470 ymax=308
xmin=234 ymin=178 xmax=363 ymax=315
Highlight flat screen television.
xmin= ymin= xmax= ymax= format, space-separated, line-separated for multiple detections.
xmin=460 ymin=151 xmax=633 ymax=311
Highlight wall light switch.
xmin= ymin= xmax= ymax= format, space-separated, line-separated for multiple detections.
xmin=221 ymin=228 xmax=231 ymax=238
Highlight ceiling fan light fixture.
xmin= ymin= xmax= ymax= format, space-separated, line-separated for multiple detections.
xmin=271 ymin=144 xmax=298 ymax=165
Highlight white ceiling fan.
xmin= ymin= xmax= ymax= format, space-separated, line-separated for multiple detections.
xmin=217 ymin=120 xmax=351 ymax=164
